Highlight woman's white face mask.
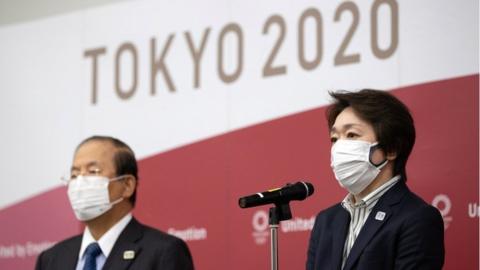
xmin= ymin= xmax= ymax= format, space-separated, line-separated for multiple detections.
xmin=330 ymin=140 xmax=388 ymax=195
xmin=67 ymin=175 xmax=125 ymax=221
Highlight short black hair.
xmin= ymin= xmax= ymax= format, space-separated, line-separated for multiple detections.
xmin=76 ymin=135 xmax=139 ymax=206
xmin=326 ymin=89 xmax=416 ymax=181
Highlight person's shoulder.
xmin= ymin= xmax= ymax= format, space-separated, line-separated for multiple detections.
xmin=317 ymin=202 xmax=344 ymax=216
xmin=313 ymin=202 xmax=344 ymax=222
xmin=134 ymin=221 xmax=194 ymax=269
xmin=403 ymin=187 xmax=438 ymax=209
xmin=399 ymin=185 xmax=443 ymax=221
xmin=42 ymin=234 xmax=81 ymax=254
xmin=137 ymin=222 xmax=189 ymax=248
xmin=308 ymin=202 xmax=346 ymax=235
xmin=134 ymin=221 xmax=193 ymax=263
xmin=37 ymin=234 xmax=81 ymax=265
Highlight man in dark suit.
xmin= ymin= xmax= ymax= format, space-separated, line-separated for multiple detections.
xmin=36 ymin=136 xmax=194 ymax=270
xmin=306 ymin=90 xmax=444 ymax=270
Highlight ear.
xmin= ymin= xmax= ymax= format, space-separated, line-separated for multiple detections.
xmin=121 ymin=175 xmax=137 ymax=199
xmin=386 ymin=151 xmax=397 ymax=161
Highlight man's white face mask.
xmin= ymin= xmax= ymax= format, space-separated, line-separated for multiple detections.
xmin=67 ymin=175 xmax=125 ymax=221
xmin=330 ymin=140 xmax=388 ymax=195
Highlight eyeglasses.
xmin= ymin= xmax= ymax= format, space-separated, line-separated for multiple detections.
xmin=60 ymin=167 xmax=103 ymax=185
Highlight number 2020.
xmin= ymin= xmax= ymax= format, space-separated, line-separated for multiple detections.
xmin=262 ymin=0 xmax=399 ymax=77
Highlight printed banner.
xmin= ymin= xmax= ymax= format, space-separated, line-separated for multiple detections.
xmin=0 ymin=0 xmax=478 ymax=269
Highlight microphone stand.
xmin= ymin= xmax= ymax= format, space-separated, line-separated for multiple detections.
xmin=268 ymin=203 xmax=292 ymax=270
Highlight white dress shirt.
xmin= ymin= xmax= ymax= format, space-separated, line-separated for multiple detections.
xmin=75 ymin=213 xmax=133 ymax=270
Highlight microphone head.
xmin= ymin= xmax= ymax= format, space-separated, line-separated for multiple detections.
xmin=238 ymin=197 xmax=249 ymax=208
xmin=238 ymin=181 xmax=315 ymax=209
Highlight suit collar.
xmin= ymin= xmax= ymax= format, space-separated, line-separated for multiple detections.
xmin=102 ymin=217 xmax=144 ymax=270
xmin=343 ymin=181 xmax=409 ymax=270
xmin=60 ymin=235 xmax=83 ymax=269
xmin=332 ymin=206 xmax=351 ymax=270
xmin=78 ymin=213 xmax=133 ymax=261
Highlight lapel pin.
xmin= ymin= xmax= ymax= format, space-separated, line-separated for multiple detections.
xmin=375 ymin=211 xmax=386 ymax=221
xmin=123 ymin=250 xmax=135 ymax=260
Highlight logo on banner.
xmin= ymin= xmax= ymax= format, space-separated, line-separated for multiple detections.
xmin=167 ymin=226 xmax=208 ymax=242
xmin=432 ymin=194 xmax=452 ymax=230
xmin=251 ymin=210 xmax=315 ymax=245
xmin=468 ymin=202 xmax=480 ymax=218
xmin=252 ymin=210 xmax=270 ymax=245
xmin=0 ymin=241 xmax=55 ymax=259
xmin=280 ymin=216 xmax=315 ymax=233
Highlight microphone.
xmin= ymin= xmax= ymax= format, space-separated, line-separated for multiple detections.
xmin=238 ymin=181 xmax=314 ymax=208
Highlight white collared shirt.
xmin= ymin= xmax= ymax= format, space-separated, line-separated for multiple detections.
xmin=75 ymin=213 xmax=133 ymax=270
xmin=340 ymin=175 xmax=401 ymax=269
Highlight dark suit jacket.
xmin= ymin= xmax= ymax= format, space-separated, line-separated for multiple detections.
xmin=35 ymin=218 xmax=194 ymax=270
xmin=306 ymin=181 xmax=444 ymax=270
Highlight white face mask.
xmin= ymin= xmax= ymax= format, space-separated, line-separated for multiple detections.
xmin=67 ymin=175 xmax=125 ymax=221
xmin=330 ymin=140 xmax=388 ymax=195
